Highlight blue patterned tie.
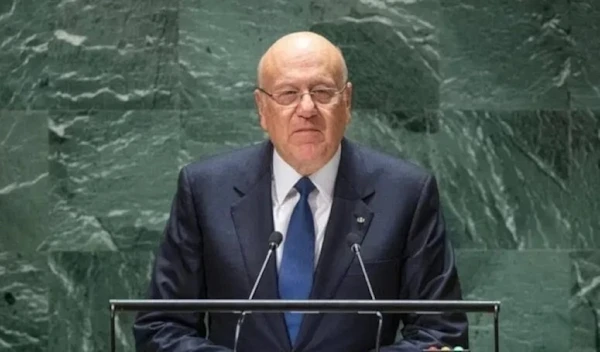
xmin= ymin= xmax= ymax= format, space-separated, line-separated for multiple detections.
xmin=278 ymin=177 xmax=316 ymax=345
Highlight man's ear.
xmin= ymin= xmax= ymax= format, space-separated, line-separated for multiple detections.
xmin=344 ymin=82 xmax=353 ymax=110
xmin=254 ymin=89 xmax=268 ymax=130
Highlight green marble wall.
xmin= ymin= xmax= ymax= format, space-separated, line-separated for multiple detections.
xmin=1 ymin=0 xmax=599 ymax=351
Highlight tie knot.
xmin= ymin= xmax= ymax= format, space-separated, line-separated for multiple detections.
xmin=294 ymin=177 xmax=315 ymax=197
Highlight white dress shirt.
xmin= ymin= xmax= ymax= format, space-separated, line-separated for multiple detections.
xmin=271 ymin=145 xmax=341 ymax=271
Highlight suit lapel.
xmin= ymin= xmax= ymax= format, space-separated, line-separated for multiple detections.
xmin=295 ymin=139 xmax=375 ymax=349
xmin=310 ymin=178 xmax=374 ymax=301
xmin=230 ymin=141 xmax=290 ymax=351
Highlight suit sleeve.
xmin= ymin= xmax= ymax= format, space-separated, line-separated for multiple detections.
xmin=133 ymin=166 xmax=232 ymax=352
xmin=374 ymin=174 xmax=469 ymax=352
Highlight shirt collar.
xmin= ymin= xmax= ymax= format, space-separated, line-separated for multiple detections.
xmin=272 ymin=144 xmax=341 ymax=205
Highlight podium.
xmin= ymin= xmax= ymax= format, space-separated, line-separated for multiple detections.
xmin=109 ymin=299 xmax=500 ymax=352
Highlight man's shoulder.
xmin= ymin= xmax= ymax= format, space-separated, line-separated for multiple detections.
xmin=350 ymin=141 xmax=432 ymax=184
xmin=182 ymin=141 xmax=268 ymax=179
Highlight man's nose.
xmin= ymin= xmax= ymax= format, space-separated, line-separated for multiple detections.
xmin=296 ymin=93 xmax=317 ymax=118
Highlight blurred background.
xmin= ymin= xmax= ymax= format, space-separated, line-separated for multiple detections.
xmin=1 ymin=0 xmax=599 ymax=351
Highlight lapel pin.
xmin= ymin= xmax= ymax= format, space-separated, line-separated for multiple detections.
xmin=356 ymin=216 xmax=365 ymax=224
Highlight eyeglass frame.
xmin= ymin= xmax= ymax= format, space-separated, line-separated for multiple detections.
xmin=255 ymin=81 xmax=349 ymax=106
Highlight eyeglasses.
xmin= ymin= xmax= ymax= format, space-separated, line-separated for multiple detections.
xmin=257 ymin=83 xmax=348 ymax=106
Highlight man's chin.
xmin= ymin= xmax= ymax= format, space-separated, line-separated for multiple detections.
xmin=293 ymin=143 xmax=326 ymax=160
xmin=288 ymin=145 xmax=334 ymax=173
xmin=290 ymin=131 xmax=324 ymax=144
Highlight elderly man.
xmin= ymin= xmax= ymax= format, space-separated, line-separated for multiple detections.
xmin=133 ymin=32 xmax=468 ymax=352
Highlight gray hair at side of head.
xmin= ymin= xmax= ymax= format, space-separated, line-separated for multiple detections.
xmin=256 ymin=45 xmax=349 ymax=88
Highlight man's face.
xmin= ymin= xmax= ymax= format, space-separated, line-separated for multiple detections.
xmin=254 ymin=45 xmax=352 ymax=175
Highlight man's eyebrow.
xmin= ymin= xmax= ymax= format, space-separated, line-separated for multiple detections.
xmin=270 ymin=79 xmax=295 ymax=87
xmin=271 ymin=83 xmax=297 ymax=91
xmin=272 ymin=78 xmax=337 ymax=89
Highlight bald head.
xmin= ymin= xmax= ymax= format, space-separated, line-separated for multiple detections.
xmin=257 ymin=32 xmax=348 ymax=88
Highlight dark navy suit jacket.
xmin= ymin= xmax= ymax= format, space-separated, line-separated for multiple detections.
xmin=133 ymin=138 xmax=468 ymax=352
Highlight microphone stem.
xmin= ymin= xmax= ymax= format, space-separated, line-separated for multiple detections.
xmin=374 ymin=311 xmax=382 ymax=352
xmin=353 ymin=245 xmax=376 ymax=300
xmin=234 ymin=244 xmax=277 ymax=352
xmin=352 ymin=244 xmax=381 ymax=352
xmin=249 ymin=245 xmax=276 ymax=299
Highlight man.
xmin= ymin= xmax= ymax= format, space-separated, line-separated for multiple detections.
xmin=133 ymin=31 xmax=468 ymax=352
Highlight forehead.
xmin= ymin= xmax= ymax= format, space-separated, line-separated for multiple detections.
xmin=264 ymin=47 xmax=342 ymax=87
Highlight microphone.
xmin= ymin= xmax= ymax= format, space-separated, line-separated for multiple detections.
xmin=346 ymin=232 xmax=382 ymax=352
xmin=233 ymin=231 xmax=283 ymax=352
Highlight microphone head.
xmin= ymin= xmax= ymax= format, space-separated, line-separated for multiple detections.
xmin=346 ymin=232 xmax=361 ymax=249
xmin=268 ymin=231 xmax=283 ymax=247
